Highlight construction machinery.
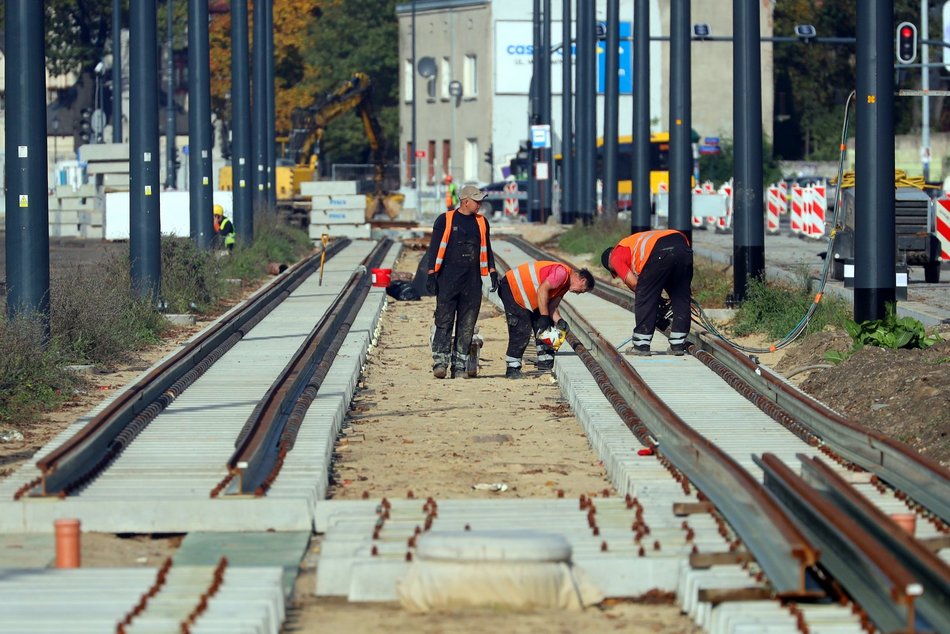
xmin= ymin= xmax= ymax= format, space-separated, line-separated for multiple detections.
xmin=219 ymin=72 xmax=402 ymax=220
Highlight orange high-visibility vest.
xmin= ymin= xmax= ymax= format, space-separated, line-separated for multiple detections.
xmin=504 ymin=260 xmax=572 ymax=311
xmin=617 ymin=230 xmax=688 ymax=276
xmin=432 ymin=210 xmax=490 ymax=276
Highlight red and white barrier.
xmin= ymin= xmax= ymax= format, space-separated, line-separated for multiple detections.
xmin=778 ymin=181 xmax=788 ymax=213
xmin=789 ymin=185 xmax=805 ymax=235
xmin=692 ymin=184 xmax=704 ymax=227
xmin=766 ymin=184 xmax=783 ymax=234
xmin=806 ymin=185 xmax=826 ymax=239
xmin=503 ymin=181 xmax=520 ymax=216
xmin=936 ymin=197 xmax=950 ymax=261
xmin=717 ymin=181 xmax=733 ymax=231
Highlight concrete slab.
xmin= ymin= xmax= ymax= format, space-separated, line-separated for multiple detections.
xmin=0 ymin=534 xmax=53 ymax=568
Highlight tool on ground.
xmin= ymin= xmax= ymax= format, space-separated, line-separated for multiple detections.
xmin=318 ymin=234 xmax=330 ymax=286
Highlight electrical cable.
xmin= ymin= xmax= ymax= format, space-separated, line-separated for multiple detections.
xmin=689 ymin=91 xmax=857 ymax=354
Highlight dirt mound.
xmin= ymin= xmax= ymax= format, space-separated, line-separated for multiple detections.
xmin=798 ymin=339 xmax=950 ymax=466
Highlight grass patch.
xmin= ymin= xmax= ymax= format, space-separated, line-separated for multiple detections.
xmin=0 ymin=315 xmax=84 ymax=425
xmin=161 ymin=236 xmax=231 ymax=314
xmin=731 ymin=277 xmax=851 ymax=340
xmin=692 ymin=259 xmax=733 ymax=309
xmin=557 ymin=217 xmax=629 ymax=266
xmin=221 ymin=213 xmax=312 ymax=281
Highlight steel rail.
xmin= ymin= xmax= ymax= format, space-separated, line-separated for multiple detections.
xmin=218 ymin=239 xmax=393 ymax=496
xmin=501 ymin=235 xmax=950 ymax=526
xmin=694 ymin=333 xmax=950 ymax=526
xmin=797 ymin=454 xmax=950 ymax=632
xmin=493 ymin=250 xmax=821 ymax=598
xmin=22 ymin=239 xmax=351 ymax=499
xmin=756 ymin=453 xmax=924 ymax=633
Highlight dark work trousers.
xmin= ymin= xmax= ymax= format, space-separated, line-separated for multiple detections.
xmin=498 ymin=279 xmax=555 ymax=369
xmin=632 ymin=234 xmax=693 ymax=348
xmin=431 ymin=244 xmax=483 ymax=371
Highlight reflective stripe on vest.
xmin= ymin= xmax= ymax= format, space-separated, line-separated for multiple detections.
xmin=618 ymin=229 xmax=687 ymax=276
xmin=504 ymin=261 xmax=572 ymax=311
xmin=220 ymin=217 xmax=236 ymax=247
xmin=432 ymin=210 xmax=490 ymax=276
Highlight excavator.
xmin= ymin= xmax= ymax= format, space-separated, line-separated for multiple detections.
xmin=219 ymin=72 xmax=402 ymax=220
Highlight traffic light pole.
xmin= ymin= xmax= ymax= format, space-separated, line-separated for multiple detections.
xmin=4 ymin=0 xmax=50 ymax=327
xmin=188 ymin=0 xmax=214 ymax=249
xmin=130 ymin=0 xmax=162 ymax=301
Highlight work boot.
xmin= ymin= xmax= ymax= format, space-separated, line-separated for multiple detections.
xmin=626 ymin=345 xmax=652 ymax=356
xmin=432 ymin=364 xmax=448 ymax=379
xmin=450 ymin=366 xmax=466 ymax=379
xmin=669 ymin=343 xmax=687 ymax=356
xmin=536 ymin=359 xmax=554 ymax=372
xmin=505 ymin=366 xmax=524 ymax=379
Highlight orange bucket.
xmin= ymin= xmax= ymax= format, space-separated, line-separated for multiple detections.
xmin=371 ymin=268 xmax=392 ymax=287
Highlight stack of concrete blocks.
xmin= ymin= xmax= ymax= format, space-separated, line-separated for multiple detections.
xmin=302 ymin=180 xmax=371 ymax=241
xmin=47 ymin=183 xmax=104 ymax=239
xmin=81 ymin=143 xmax=131 ymax=193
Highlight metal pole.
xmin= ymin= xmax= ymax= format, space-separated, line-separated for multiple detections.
xmin=112 ymin=0 xmax=123 ymax=143
xmin=231 ymin=0 xmax=253 ymax=243
xmin=411 ymin=0 xmax=417 ymax=197
xmin=165 ymin=0 xmax=177 ymax=190
xmin=561 ymin=0 xmax=574 ymax=224
xmin=921 ymin=0 xmax=930 ymax=182
xmin=603 ymin=0 xmax=620 ymax=216
xmin=265 ymin=0 xmax=276 ymax=207
xmin=529 ymin=0 xmax=541 ymax=222
xmin=540 ymin=0 xmax=552 ymax=223
xmin=4 ymin=0 xmax=50 ymax=327
xmin=576 ymin=0 xmax=596 ymax=222
xmin=188 ymin=0 xmax=213 ymax=249
xmin=130 ymin=0 xmax=162 ymax=300
xmin=668 ymin=0 xmax=691 ymax=242
xmin=731 ymin=0 xmax=764 ymax=302
xmin=854 ymin=0 xmax=895 ymax=322
xmin=252 ymin=0 xmax=267 ymax=209
xmin=631 ymin=0 xmax=650 ymax=233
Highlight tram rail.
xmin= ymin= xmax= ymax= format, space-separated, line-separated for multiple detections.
xmin=16 ymin=238 xmax=353 ymax=500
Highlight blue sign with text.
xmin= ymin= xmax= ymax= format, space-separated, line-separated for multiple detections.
xmin=597 ymin=22 xmax=633 ymax=94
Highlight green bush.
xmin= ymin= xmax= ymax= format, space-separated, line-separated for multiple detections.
xmin=0 ymin=315 xmax=83 ymax=425
xmin=50 ymin=257 xmax=166 ymax=366
xmin=692 ymin=260 xmax=733 ymax=309
xmin=825 ymin=304 xmax=942 ymax=363
xmin=731 ymin=277 xmax=851 ymax=340
xmin=160 ymin=236 xmax=229 ymax=314
xmin=222 ymin=213 xmax=312 ymax=281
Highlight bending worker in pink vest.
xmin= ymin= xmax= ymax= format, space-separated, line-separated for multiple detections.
xmin=498 ymin=260 xmax=594 ymax=378
xmin=601 ymin=229 xmax=693 ymax=356
xmin=424 ymin=184 xmax=498 ymax=379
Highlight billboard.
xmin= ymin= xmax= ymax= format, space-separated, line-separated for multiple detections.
xmin=494 ymin=20 xmax=634 ymax=96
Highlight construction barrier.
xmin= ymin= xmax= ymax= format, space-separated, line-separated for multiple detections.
xmin=717 ymin=181 xmax=732 ymax=232
xmin=503 ymin=181 xmax=520 ymax=216
xmin=691 ymin=185 xmax=705 ymax=227
xmin=806 ymin=185 xmax=826 ymax=239
xmin=936 ymin=197 xmax=950 ymax=261
xmin=766 ymin=184 xmax=783 ymax=234
xmin=789 ymin=185 xmax=805 ymax=235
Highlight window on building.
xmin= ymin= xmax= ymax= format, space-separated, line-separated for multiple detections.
xmin=404 ymin=59 xmax=413 ymax=103
xmin=427 ymin=140 xmax=436 ymax=185
xmin=463 ymin=54 xmax=477 ymax=98
xmin=464 ymin=138 xmax=478 ymax=182
xmin=442 ymin=140 xmax=451 ymax=180
xmin=440 ymin=57 xmax=451 ymax=101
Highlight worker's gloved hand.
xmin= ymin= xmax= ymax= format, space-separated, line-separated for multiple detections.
xmin=426 ymin=273 xmax=438 ymax=296
xmin=536 ymin=315 xmax=554 ymax=332
xmin=556 ymin=318 xmax=569 ymax=333
xmin=489 ymin=271 xmax=499 ymax=293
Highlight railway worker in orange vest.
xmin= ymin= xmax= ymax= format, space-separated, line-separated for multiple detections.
xmin=498 ymin=260 xmax=595 ymax=379
xmin=424 ymin=184 xmax=499 ymax=379
xmin=601 ymin=229 xmax=693 ymax=356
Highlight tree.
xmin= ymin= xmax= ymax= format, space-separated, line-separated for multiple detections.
xmin=302 ymin=0 xmax=399 ymax=166
xmin=698 ymin=138 xmax=783 ymax=188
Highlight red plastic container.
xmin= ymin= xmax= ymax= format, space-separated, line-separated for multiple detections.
xmin=371 ymin=268 xmax=392 ymax=287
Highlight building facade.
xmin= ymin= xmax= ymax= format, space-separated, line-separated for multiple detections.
xmin=396 ymin=0 xmax=775 ymax=214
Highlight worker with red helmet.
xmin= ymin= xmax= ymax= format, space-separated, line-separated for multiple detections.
xmin=601 ymin=229 xmax=693 ymax=356
xmin=443 ymin=174 xmax=459 ymax=211
xmin=498 ymin=260 xmax=594 ymax=378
